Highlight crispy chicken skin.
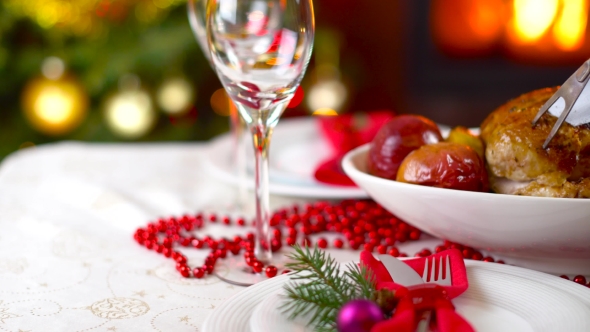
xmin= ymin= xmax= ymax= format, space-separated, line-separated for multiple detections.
xmin=480 ymin=87 xmax=590 ymax=198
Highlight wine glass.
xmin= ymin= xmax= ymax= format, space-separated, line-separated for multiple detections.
xmin=207 ymin=0 xmax=315 ymax=284
xmin=187 ymin=0 xmax=211 ymax=63
xmin=187 ymin=0 xmax=248 ymax=211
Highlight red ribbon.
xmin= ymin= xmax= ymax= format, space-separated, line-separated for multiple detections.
xmin=360 ymin=249 xmax=474 ymax=332
xmin=314 ymin=111 xmax=395 ymax=186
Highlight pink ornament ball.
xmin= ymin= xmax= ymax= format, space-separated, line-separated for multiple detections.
xmin=337 ymin=299 xmax=383 ymax=332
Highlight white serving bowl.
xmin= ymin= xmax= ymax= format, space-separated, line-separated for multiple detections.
xmin=342 ymin=144 xmax=590 ymax=275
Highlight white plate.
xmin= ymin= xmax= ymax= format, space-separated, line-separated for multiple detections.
xmin=342 ymin=144 xmax=590 ymax=275
xmin=202 ymin=260 xmax=590 ymax=332
xmin=203 ymin=117 xmax=368 ymax=198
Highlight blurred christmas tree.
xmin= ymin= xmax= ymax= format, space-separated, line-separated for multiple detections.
xmin=0 ymin=0 xmax=233 ymax=161
xmin=0 ymin=0 xmax=395 ymax=163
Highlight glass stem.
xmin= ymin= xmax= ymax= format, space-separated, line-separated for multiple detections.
xmin=249 ymin=121 xmax=274 ymax=263
xmin=229 ymin=101 xmax=248 ymax=211
xmin=236 ymin=126 xmax=248 ymax=211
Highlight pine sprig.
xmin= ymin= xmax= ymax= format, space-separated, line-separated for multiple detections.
xmin=281 ymin=245 xmax=377 ymax=332
xmin=343 ymin=262 xmax=376 ymax=300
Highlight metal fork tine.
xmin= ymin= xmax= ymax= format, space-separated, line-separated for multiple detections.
xmin=542 ymin=99 xmax=576 ymax=149
xmin=531 ymin=59 xmax=590 ymax=148
xmin=532 ymin=92 xmax=561 ymax=125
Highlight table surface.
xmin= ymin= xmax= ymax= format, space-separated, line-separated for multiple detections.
xmin=0 ymin=141 xmax=443 ymax=332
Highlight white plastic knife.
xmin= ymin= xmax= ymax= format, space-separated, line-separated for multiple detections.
xmin=377 ymin=254 xmax=424 ymax=286
xmin=378 ymin=255 xmax=431 ymax=332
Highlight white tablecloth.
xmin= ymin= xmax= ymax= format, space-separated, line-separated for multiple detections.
xmin=0 ymin=141 xmax=441 ymax=332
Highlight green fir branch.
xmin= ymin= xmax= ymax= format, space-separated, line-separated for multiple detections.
xmin=344 ymin=262 xmax=376 ymax=300
xmin=281 ymin=245 xmax=377 ymax=332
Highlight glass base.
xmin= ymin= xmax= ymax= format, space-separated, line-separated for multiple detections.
xmin=214 ymin=252 xmax=292 ymax=287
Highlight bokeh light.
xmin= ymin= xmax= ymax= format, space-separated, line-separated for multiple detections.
xmin=210 ymin=88 xmax=232 ymax=117
xmin=3 ymin=0 xmax=185 ymax=36
xmin=41 ymin=56 xmax=65 ymax=80
xmin=21 ymin=70 xmax=89 ymax=136
xmin=34 ymin=88 xmax=73 ymax=123
xmin=306 ymin=80 xmax=347 ymax=113
xmin=512 ymin=0 xmax=558 ymax=43
xmin=312 ymin=108 xmax=338 ymax=116
xmin=104 ymin=89 xmax=155 ymax=139
xmin=156 ymin=77 xmax=195 ymax=115
xmin=552 ymin=0 xmax=588 ymax=50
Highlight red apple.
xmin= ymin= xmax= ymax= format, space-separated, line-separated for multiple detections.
xmin=368 ymin=115 xmax=443 ymax=180
xmin=396 ymin=142 xmax=489 ymax=192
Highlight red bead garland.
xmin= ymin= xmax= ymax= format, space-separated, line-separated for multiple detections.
xmin=133 ymin=200 xmax=590 ymax=288
xmin=265 ymin=265 xmax=278 ymax=278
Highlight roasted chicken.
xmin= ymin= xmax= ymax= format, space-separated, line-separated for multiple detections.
xmin=480 ymin=87 xmax=590 ymax=198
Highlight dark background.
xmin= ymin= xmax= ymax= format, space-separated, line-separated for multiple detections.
xmin=0 ymin=0 xmax=585 ymax=161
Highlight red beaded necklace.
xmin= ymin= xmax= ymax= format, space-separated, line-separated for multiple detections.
xmin=133 ymin=200 xmax=589 ymax=287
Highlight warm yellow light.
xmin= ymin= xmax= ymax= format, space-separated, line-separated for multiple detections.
xmin=312 ymin=108 xmax=338 ymax=116
xmin=105 ymin=90 xmax=155 ymax=139
xmin=513 ymin=0 xmax=559 ymax=42
xmin=21 ymin=76 xmax=88 ymax=136
xmin=36 ymin=3 xmax=59 ymax=28
xmin=4 ymin=0 xmax=177 ymax=36
xmin=553 ymin=0 xmax=588 ymax=50
xmin=33 ymin=87 xmax=73 ymax=124
xmin=306 ymin=80 xmax=347 ymax=112
xmin=157 ymin=77 xmax=195 ymax=115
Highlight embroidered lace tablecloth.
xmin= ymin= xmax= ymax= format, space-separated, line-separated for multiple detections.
xmin=0 ymin=141 xmax=441 ymax=332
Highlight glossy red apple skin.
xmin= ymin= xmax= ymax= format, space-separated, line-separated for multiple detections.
xmin=368 ymin=115 xmax=443 ymax=180
xmin=396 ymin=142 xmax=489 ymax=192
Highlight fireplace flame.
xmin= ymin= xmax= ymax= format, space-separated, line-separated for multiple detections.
xmin=553 ymin=0 xmax=588 ymax=50
xmin=512 ymin=0 xmax=559 ymax=42
xmin=511 ymin=0 xmax=587 ymax=51
xmin=432 ymin=0 xmax=590 ymax=61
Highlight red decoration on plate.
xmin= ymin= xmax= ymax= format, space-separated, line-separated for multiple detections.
xmin=314 ymin=156 xmax=357 ymax=186
xmin=361 ymin=249 xmax=474 ymax=332
xmin=314 ymin=111 xmax=395 ymax=186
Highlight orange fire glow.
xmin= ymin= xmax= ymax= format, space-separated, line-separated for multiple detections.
xmin=552 ymin=0 xmax=588 ymax=50
xmin=432 ymin=0 xmax=590 ymax=62
xmin=430 ymin=0 xmax=506 ymax=56
xmin=508 ymin=0 xmax=588 ymax=51
xmin=510 ymin=0 xmax=559 ymax=43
